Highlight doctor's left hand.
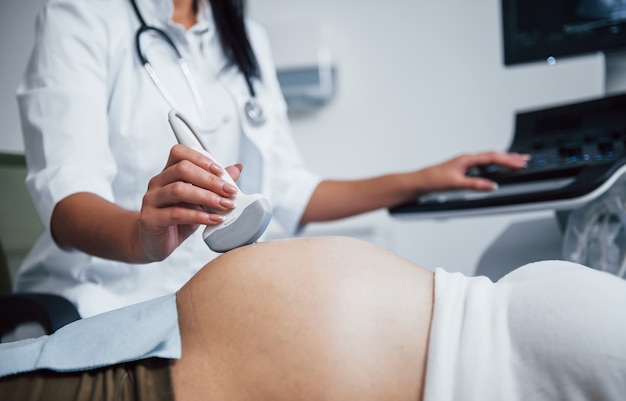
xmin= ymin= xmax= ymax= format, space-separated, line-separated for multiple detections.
xmin=415 ymin=151 xmax=529 ymax=193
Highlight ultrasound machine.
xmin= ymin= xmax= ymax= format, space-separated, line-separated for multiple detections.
xmin=390 ymin=0 xmax=626 ymax=221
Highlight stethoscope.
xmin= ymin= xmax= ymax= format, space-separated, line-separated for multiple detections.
xmin=129 ymin=0 xmax=266 ymax=128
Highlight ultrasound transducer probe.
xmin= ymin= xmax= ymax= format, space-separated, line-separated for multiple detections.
xmin=168 ymin=109 xmax=272 ymax=252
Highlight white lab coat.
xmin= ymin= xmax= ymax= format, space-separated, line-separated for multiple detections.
xmin=15 ymin=0 xmax=321 ymax=317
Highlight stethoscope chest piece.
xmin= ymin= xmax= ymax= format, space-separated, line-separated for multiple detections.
xmin=244 ymin=98 xmax=266 ymax=127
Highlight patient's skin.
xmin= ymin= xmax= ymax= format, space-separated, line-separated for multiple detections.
xmin=172 ymin=236 xmax=435 ymax=401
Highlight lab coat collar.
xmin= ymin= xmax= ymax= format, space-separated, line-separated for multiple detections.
xmin=193 ymin=1 xmax=212 ymax=34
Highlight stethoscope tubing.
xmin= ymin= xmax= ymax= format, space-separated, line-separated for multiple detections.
xmin=129 ymin=0 xmax=266 ymax=127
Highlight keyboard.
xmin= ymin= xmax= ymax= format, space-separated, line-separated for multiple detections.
xmin=466 ymin=133 xmax=625 ymax=186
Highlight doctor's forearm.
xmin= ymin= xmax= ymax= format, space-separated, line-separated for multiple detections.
xmin=300 ymin=151 xmax=530 ymax=224
xmin=51 ymin=193 xmax=143 ymax=263
xmin=300 ymin=172 xmax=425 ymax=224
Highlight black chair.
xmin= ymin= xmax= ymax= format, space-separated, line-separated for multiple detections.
xmin=0 ymin=153 xmax=80 ymax=341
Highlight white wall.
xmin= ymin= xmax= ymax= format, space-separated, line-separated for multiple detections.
xmin=0 ymin=0 xmax=605 ymax=275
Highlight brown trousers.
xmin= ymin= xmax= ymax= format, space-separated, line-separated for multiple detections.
xmin=0 ymin=358 xmax=174 ymax=401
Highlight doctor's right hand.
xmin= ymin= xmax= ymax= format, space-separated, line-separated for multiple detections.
xmin=50 ymin=145 xmax=242 ymax=264
xmin=138 ymin=144 xmax=242 ymax=260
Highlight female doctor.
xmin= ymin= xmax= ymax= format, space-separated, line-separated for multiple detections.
xmin=15 ymin=0 xmax=529 ymax=317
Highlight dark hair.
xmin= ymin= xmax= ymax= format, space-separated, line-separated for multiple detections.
xmin=207 ymin=0 xmax=261 ymax=86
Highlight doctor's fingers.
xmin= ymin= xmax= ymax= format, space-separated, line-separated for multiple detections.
xmin=146 ymin=178 xmax=237 ymax=214
xmin=456 ymin=175 xmax=499 ymax=191
xmin=225 ymin=164 xmax=243 ymax=182
xmin=154 ymin=158 xmax=238 ymax=198
xmin=462 ymin=151 xmax=530 ymax=169
xmin=165 ymin=144 xmax=226 ymax=177
xmin=165 ymin=145 xmax=243 ymax=184
xmin=141 ymin=201 xmax=226 ymax=230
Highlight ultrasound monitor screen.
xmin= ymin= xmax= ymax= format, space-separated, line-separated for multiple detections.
xmin=502 ymin=0 xmax=626 ymax=65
